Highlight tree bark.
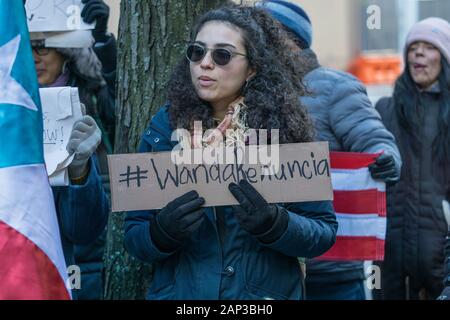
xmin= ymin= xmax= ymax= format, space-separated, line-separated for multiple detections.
xmin=104 ymin=0 xmax=228 ymax=300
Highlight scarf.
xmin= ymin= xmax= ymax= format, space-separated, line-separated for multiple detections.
xmin=192 ymin=96 xmax=248 ymax=148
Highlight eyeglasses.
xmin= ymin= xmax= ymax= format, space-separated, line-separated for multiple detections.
xmin=186 ymin=43 xmax=247 ymax=66
xmin=32 ymin=46 xmax=50 ymax=56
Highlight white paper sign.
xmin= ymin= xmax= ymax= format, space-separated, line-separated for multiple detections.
xmin=40 ymin=87 xmax=83 ymax=186
xmin=30 ymin=30 xmax=94 ymax=48
xmin=26 ymin=0 xmax=95 ymax=32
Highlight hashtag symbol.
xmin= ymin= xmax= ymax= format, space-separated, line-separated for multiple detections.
xmin=119 ymin=166 xmax=149 ymax=188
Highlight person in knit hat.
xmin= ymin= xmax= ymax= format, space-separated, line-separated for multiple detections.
xmin=375 ymin=17 xmax=450 ymax=299
xmin=256 ymin=0 xmax=312 ymax=49
xmin=258 ymin=0 xmax=402 ymax=300
xmin=405 ymin=17 xmax=450 ymax=68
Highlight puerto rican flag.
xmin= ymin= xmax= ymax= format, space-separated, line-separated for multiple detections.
xmin=0 ymin=1 xmax=70 ymax=299
xmin=319 ymin=151 xmax=386 ymax=261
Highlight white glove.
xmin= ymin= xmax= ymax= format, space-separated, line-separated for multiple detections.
xmin=67 ymin=115 xmax=101 ymax=179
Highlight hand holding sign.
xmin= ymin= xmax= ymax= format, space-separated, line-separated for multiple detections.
xmin=67 ymin=115 xmax=101 ymax=180
xmin=149 ymin=191 xmax=206 ymax=252
xmin=81 ymin=0 xmax=110 ymax=43
xmin=229 ymin=180 xmax=288 ymax=243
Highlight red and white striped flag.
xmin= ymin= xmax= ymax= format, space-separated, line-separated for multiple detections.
xmin=319 ymin=151 xmax=386 ymax=261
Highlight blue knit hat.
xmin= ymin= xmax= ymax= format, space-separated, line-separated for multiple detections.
xmin=256 ymin=0 xmax=312 ymax=48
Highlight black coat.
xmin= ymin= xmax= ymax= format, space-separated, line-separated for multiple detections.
xmin=376 ymin=85 xmax=449 ymax=299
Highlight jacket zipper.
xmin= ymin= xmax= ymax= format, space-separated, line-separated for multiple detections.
xmin=213 ymin=206 xmax=224 ymax=299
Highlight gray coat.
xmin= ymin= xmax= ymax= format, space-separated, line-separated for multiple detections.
xmin=299 ymin=49 xmax=402 ymax=284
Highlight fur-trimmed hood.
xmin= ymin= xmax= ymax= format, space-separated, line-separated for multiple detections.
xmin=57 ymin=47 xmax=106 ymax=86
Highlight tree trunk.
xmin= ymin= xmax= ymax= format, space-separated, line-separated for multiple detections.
xmin=104 ymin=0 xmax=228 ymax=300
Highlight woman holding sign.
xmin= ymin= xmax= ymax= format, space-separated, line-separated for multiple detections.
xmin=124 ymin=5 xmax=337 ymax=300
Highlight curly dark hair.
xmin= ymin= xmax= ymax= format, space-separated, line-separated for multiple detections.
xmin=167 ymin=5 xmax=314 ymax=144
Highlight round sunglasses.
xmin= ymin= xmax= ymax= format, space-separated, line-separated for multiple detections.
xmin=186 ymin=43 xmax=247 ymax=66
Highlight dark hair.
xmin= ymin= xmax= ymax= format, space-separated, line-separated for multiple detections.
xmin=166 ymin=5 xmax=314 ymax=144
xmin=393 ymin=57 xmax=450 ymax=163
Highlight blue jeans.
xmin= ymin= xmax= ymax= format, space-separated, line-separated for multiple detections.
xmin=305 ymin=279 xmax=366 ymax=300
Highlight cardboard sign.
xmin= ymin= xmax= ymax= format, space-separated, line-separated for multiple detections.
xmin=108 ymin=142 xmax=333 ymax=212
xmin=26 ymin=0 xmax=95 ymax=32
xmin=41 ymin=87 xmax=83 ymax=186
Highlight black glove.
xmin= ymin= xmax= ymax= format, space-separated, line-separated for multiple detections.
xmin=149 ymin=191 xmax=205 ymax=252
xmin=228 ymin=180 xmax=288 ymax=243
xmin=81 ymin=0 xmax=110 ymax=43
xmin=369 ymin=153 xmax=399 ymax=184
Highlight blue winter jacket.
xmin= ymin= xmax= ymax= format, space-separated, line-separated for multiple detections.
xmin=124 ymin=105 xmax=338 ymax=300
xmin=52 ymin=156 xmax=109 ymax=298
